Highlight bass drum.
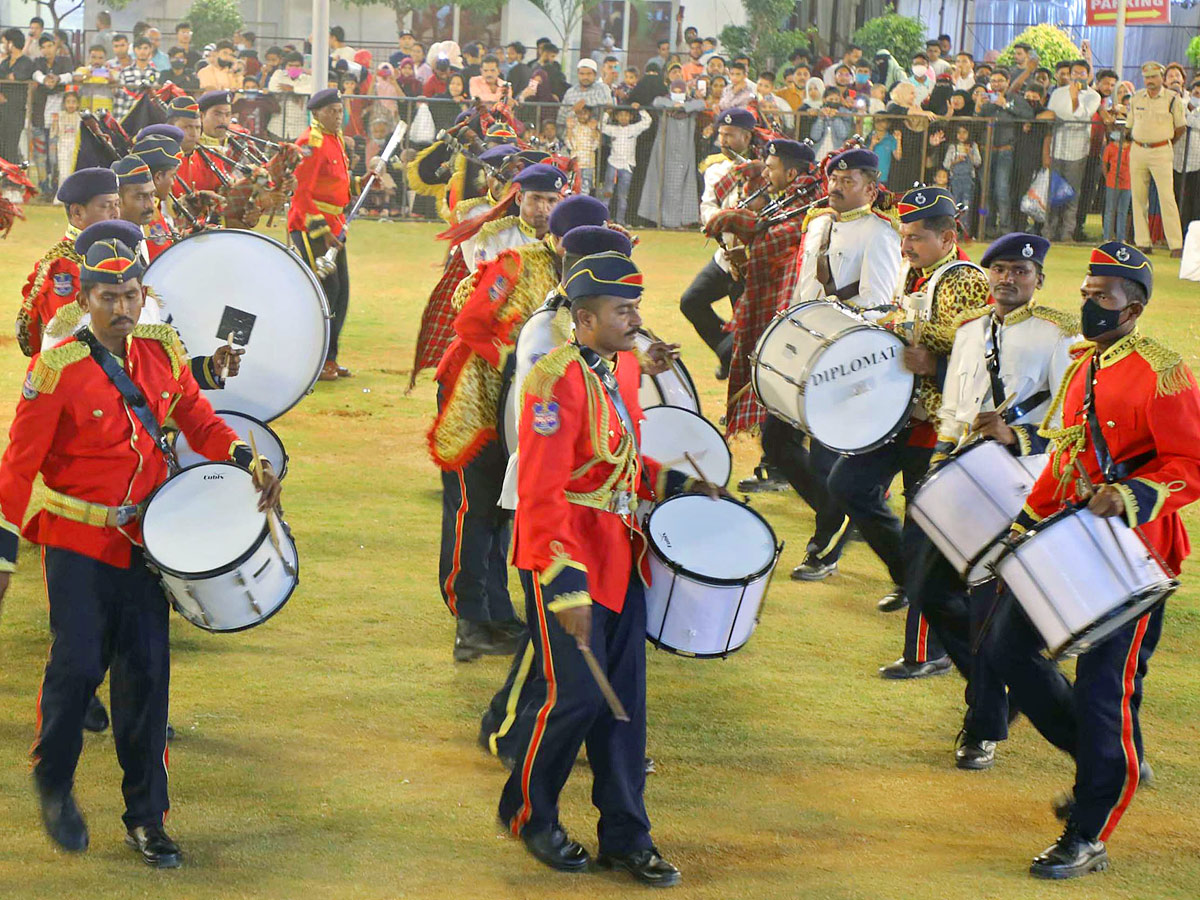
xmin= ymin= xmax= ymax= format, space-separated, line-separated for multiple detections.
xmin=173 ymin=410 xmax=290 ymax=479
xmin=142 ymin=230 xmax=330 ymax=422
xmin=639 ymin=406 xmax=732 ymax=487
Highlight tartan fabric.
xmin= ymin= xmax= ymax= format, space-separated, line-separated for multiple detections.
xmin=725 ymin=212 xmax=806 ymax=437
xmin=410 ymin=248 xmax=470 ymax=388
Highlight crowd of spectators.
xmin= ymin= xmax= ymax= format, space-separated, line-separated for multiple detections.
xmin=0 ymin=14 xmax=1197 ymax=239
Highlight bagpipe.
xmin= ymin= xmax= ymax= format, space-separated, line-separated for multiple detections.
xmin=0 ymin=156 xmax=36 ymax=237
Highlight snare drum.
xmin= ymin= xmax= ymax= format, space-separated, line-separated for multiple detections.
xmin=643 ymin=494 xmax=780 ymax=657
xmin=639 ymin=407 xmax=732 ymax=487
xmin=173 ymin=411 xmax=289 ymax=479
xmin=143 ymin=230 xmax=330 ymax=422
xmin=993 ymin=507 xmax=1176 ymax=658
xmin=910 ymin=441 xmax=1047 ymax=584
xmin=751 ymin=301 xmax=915 ymax=454
xmin=141 ymin=462 xmax=299 ymax=633
xmin=634 ymin=330 xmax=700 ymax=414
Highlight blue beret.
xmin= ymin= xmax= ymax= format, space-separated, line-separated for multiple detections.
xmin=197 ymin=90 xmax=234 ymax=112
xmin=167 ymin=95 xmax=199 ymax=120
xmin=825 ymin=147 xmax=880 ymax=173
xmin=513 ymin=163 xmax=568 ymax=195
xmin=766 ymin=139 xmax=815 ymax=167
xmin=547 ymin=193 xmax=608 ymax=237
xmin=716 ymin=107 xmax=756 ymax=131
xmin=75 ymin=221 xmax=145 ymax=285
xmin=565 ymin=252 xmax=643 ymax=301
xmin=981 ymin=232 xmax=1050 ymax=268
xmin=306 ymin=87 xmax=341 ymax=110
xmin=55 ymin=167 xmax=119 ymax=205
xmin=135 ymin=124 xmax=185 ymax=143
xmin=1088 ymin=242 xmax=1153 ymax=298
xmin=111 ymin=155 xmax=153 ymax=186
xmin=561 ymin=225 xmax=632 ymax=258
xmin=131 ymin=135 xmax=184 ymax=171
xmin=478 ymin=143 xmax=517 ymax=164
xmin=897 ymin=186 xmax=957 ymax=222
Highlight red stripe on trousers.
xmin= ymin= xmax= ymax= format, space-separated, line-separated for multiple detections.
xmin=443 ymin=469 xmax=469 ymax=616
xmin=1098 ymin=613 xmax=1150 ymax=841
xmin=512 ymin=579 xmax=557 ymax=836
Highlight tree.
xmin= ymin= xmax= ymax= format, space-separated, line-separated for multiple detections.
xmin=339 ymin=0 xmax=504 ymax=44
xmin=719 ymin=0 xmax=815 ymax=74
xmin=995 ymin=25 xmax=1081 ymax=70
xmin=850 ymin=5 xmax=925 ymax=66
xmin=185 ymin=0 xmax=243 ymax=47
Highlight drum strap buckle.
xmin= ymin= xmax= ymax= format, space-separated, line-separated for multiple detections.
xmin=610 ymin=491 xmax=633 ymax=516
xmin=111 ymin=504 xmax=144 ymax=527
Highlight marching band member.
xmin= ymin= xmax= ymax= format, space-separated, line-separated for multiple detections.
xmin=0 ymin=220 xmax=281 ymax=866
xmin=988 ymin=243 xmax=1200 ymax=879
xmin=919 ymin=233 xmax=1077 ymax=770
xmin=498 ymin=250 xmax=703 ymax=886
xmin=827 ymin=186 xmax=988 ymax=677
xmin=17 ymin=168 xmax=121 ymax=358
xmin=460 ymin=162 xmax=567 ymax=269
xmin=681 ymin=106 xmax=755 ymax=376
xmin=130 ymin=126 xmax=188 ymax=261
xmin=188 ymin=90 xmax=236 ymax=195
xmin=782 ymin=148 xmax=901 ymax=581
xmin=430 ymin=192 xmax=608 ymax=663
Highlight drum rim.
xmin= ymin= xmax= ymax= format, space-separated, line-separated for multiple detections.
xmin=639 ymin=405 xmax=732 ymax=485
xmin=141 ymin=461 xmax=272 ymax=579
xmin=1047 ymin=581 xmax=1175 ymax=659
xmin=172 ymin=410 xmax=291 ymax=481
xmin=646 ymin=632 xmax=752 ymax=658
xmin=169 ymin=529 xmax=300 ymax=634
xmin=636 ymin=327 xmax=702 ymax=415
xmin=143 ymin=228 xmax=330 ymax=423
xmin=644 ymin=494 xmax=780 ymax=585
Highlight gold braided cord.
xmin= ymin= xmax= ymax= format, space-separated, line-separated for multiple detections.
xmin=563 ymin=360 xmax=640 ymax=509
xmin=953 ymin=304 xmax=990 ymax=329
xmin=545 ymin=591 xmax=592 ymax=613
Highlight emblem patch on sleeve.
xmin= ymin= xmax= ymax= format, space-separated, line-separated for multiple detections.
xmin=531 ymin=401 xmax=560 ymax=435
xmin=21 ymin=374 xmax=38 ymax=400
xmin=52 ymin=273 xmax=74 ymax=297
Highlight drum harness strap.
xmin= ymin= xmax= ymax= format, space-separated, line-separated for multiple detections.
xmin=986 ymin=316 xmax=1051 ymax=424
xmin=576 ymin=343 xmax=653 ymax=514
xmin=815 ymin=218 xmax=863 ymax=305
xmin=1082 ymin=357 xmax=1155 ymax=484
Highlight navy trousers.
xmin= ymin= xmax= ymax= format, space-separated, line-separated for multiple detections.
xmin=481 ymin=632 xmax=538 ymax=762
xmin=289 ymin=229 xmax=350 ymax=362
xmin=760 ymin=418 xmax=850 ymax=563
xmin=679 ymin=259 xmax=741 ymax=356
xmin=33 ymin=547 xmax=171 ymax=829
xmin=986 ymin=589 xmax=1164 ymax=841
xmin=499 ymin=571 xmax=651 ymax=855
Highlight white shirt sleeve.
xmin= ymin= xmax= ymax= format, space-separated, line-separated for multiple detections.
xmin=936 ymin=327 xmax=971 ymax=440
xmin=699 ymin=163 xmax=725 ymax=227
xmin=857 ymin=221 xmax=902 ymax=308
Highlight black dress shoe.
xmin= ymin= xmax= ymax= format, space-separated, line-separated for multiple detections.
xmin=954 ymin=732 xmax=996 ymax=770
xmin=1029 ymin=824 xmax=1108 ymax=879
xmin=736 ymin=465 xmax=790 ymax=493
xmin=83 ymin=694 xmax=109 ymax=733
xmin=1139 ymin=759 xmax=1155 ymax=788
xmin=489 ymin=618 xmax=526 ymax=643
xmin=876 ymin=588 xmax=907 ymax=612
xmin=454 ymin=619 xmax=506 ymax=662
xmin=34 ymin=779 xmax=88 ymax=852
xmin=521 ymin=824 xmax=590 ymax=872
xmin=644 ymin=755 xmax=656 ymax=775
xmin=126 ymin=824 xmax=181 ymax=868
xmin=791 ymin=552 xmax=838 ymax=581
xmin=879 ymin=656 xmax=952 ymax=679
xmin=597 ymin=847 xmax=681 ymax=887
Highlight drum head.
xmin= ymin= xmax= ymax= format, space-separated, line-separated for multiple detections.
xmin=142 ymin=463 xmax=267 ymax=576
xmin=646 ymin=494 xmax=777 ymax=584
xmin=804 ymin=327 xmax=914 ymax=453
xmin=143 ymin=230 xmax=330 ymax=422
xmin=173 ymin=411 xmax=289 ymax=479
xmin=635 ymin=330 xmax=701 ymax=414
xmin=639 ymin=407 xmax=732 ymax=487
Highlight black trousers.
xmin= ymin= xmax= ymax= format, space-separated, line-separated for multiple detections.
xmin=760 ymin=417 xmax=849 ymax=562
xmin=499 ymin=572 xmax=651 ymax=855
xmin=481 ymin=633 xmax=537 ymax=761
xmin=986 ymin=590 xmax=1164 ymax=842
xmin=290 ymin=229 xmax=350 ymax=362
xmin=33 ymin=547 xmax=171 ymax=829
xmin=679 ymin=259 xmax=741 ymax=356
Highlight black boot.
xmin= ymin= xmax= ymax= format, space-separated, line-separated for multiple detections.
xmin=879 ymin=656 xmax=952 ymax=679
xmin=34 ymin=777 xmax=88 ymax=852
xmin=82 ymin=694 xmax=109 ymax=733
xmin=954 ymin=731 xmax=996 ymax=770
xmin=1029 ymin=824 xmax=1108 ymax=879
xmin=521 ymin=824 xmax=590 ymax=872
xmin=126 ymin=823 xmax=182 ymax=868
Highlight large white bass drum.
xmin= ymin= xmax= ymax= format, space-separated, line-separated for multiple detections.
xmin=638 ymin=406 xmax=732 ymax=487
xmin=751 ymin=300 xmax=914 ymax=454
xmin=993 ymin=507 xmax=1175 ymax=658
xmin=172 ymin=410 xmax=289 ymax=479
xmin=142 ymin=230 xmax=330 ymax=422
xmin=643 ymin=494 xmax=780 ymax=657
xmin=141 ymin=462 xmax=299 ymax=633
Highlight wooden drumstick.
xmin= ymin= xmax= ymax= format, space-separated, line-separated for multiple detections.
xmin=1074 ymin=458 xmax=1096 ymax=498
xmin=248 ymin=431 xmax=284 ymax=556
xmin=576 ymin=640 xmax=630 ymax=722
xmin=219 ymin=331 xmax=234 ymax=380
xmin=958 ymin=394 xmax=1016 ymax=449
xmin=684 ymin=451 xmax=711 ymax=486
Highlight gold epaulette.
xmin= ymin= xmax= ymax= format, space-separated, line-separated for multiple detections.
xmin=407 ymin=142 xmax=447 ymax=197
xmin=476 ymin=215 xmax=519 ymax=243
xmin=954 ymin=304 xmax=991 ymax=329
xmin=44 ymin=302 xmax=84 ymax=339
xmin=1031 ymin=305 xmax=1081 ymax=337
xmin=133 ymin=323 xmax=187 ymax=377
xmin=871 ymin=205 xmax=901 ymax=232
xmin=451 ymin=194 xmax=490 ymax=224
xmin=25 ymin=242 xmax=81 ymax=312
xmin=698 ymin=152 xmax=726 ymax=174
xmin=302 ymin=126 xmax=321 ymax=149
xmin=1069 ymin=339 xmax=1096 ymax=358
xmin=1132 ymin=334 xmax=1191 ymax=397
xmin=448 ymin=153 xmax=468 ymax=204
xmin=523 ymin=344 xmax=582 ymax=401
xmin=28 ymin=341 xmax=90 ymax=394
xmin=801 ymin=205 xmax=834 ymax=233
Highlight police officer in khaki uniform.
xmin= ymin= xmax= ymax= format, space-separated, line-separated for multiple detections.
xmin=1127 ymin=61 xmax=1187 ymax=258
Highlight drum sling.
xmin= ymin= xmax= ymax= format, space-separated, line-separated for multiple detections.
xmin=1083 ymin=358 xmax=1155 ymax=482
xmin=986 ymin=316 xmax=1051 ymax=423
xmin=815 ymin=223 xmax=860 ymax=304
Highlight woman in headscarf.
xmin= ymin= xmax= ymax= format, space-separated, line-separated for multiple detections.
xmin=432 ymin=72 xmax=469 ymax=131
xmin=886 ymin=80 xmax=935 ymax=191
xmin=395 ymin=56 xmax=422 ymax=96
xmin=628 ymin=60 xmax=667 ymax=107
xmin=637 ymin=78 xmax=706 ymax=227
xmin=371 ymin=62 xmax=402 ymax=125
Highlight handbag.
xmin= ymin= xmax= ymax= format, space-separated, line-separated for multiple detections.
xmin=408 ymin=102 xmax=436 ymax=145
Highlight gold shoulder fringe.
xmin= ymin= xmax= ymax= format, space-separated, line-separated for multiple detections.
xmin=29 ymin=341 xmax=90 ymax=394
xmin=871 ymin=205 xmax=901 ymax=232
xmin=476 ymin=215 xmax=519 ymax=243
xmin=44 ymin=301 xmax=84 ymax=338
xmin=133 ymin=323 xmax=187 ymax=377
xmin=1031 ymin=305 xmax=1081 ymax=337
xmin=406 ymin=142 xmax=446 ymax=197
xmin=25 ymin=242 xmax=81 ymax=313
xmin=954 ymin=304 xmax=991 ymax=329
xmin=800 ymin=205 xmax=834 ymax=233
xmin=698 ymin=152 xmax=726 ymax=174
xmin=1133 ymin=334 xmax=1191 ymax=397
xmin=523 ymin=344 xmax=582 ymax=401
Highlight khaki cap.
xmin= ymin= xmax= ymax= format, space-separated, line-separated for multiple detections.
xmin=1141 ymin=61 xmax=1165 ymax=75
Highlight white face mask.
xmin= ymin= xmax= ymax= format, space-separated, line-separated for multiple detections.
xmin=670 ymin=91 xmax=686 ymax=102
xmin=911 ymin=65 xmax=927 ymax=79
xmin=1190 ymin=95 xmax=1200 ymax=109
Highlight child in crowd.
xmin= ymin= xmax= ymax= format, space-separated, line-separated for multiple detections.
xmin=536 ymin=119 xmax=564 ymax=154
xmin=363 ymin=115 xmax=403 ymax=218
xmin=614 ymin=66 xmax=639 ymax=105
xmin=51 ymin=88 xmax=81 ymax=197
xmin=600 ymin=106 xmax=652 ymax=224
xmin=1102 ymin=134 xmax=1131 ymax=242
xmin=933 ymin=167 xmax=951 ymax=189
xmin=867 ymin=116 xmax=901 ymax=187
xmin=565 ymin=105 xmax=601 ymax=193
xmin=943 ymin=123 xmax=980 ymax=228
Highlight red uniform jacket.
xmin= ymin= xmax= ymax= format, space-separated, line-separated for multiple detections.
xmin=288 ymin=123 xmax=354 ymax=242
xmin=1014 ymin=332 xmax=1200 ymax=575
xmin=0 ymin=326 xmax=248 ymax=570
xmin=513 ymin=344 xmax=684 ymax=613
xmin=143 ymin=198 xmax=175 ymax=263
xmin=18 ymin=229 xmax=82 ymax=358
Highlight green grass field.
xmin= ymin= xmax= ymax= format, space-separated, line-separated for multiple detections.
xmin=0 ymin=205 xmax=1197 ymax=899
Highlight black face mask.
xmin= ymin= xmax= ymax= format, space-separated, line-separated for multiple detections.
xmin=1081 ymin=297 xmax=1124 ymax=339
xmin=217 ymin=58 xmax=233 ymax=68
xmin=171 ymin=61 xmax=185 ymax=69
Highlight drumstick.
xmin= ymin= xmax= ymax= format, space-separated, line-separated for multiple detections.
xmin=958 ymin=394 xmax=1016 ymax=448
xmin=248 ymin=431 xmax=284 ymax=556
xmin=725 ymin=381 xmax=754 ymax=412
xmin=1074 ymin=458 xmax=1096 ymax=498
xmin=219 ymin=331 xmax=234 ymax=380
xmin=576 ymin=640 xmax=630 ymax=722
xmin=683 ymin=451 xmax=712 ymax=486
